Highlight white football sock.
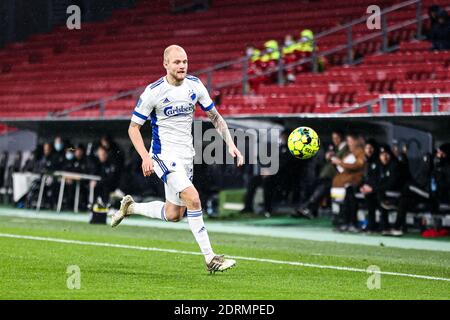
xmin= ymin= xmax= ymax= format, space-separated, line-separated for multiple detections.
xmin=129 ymin=201 xmax=166 ymax=221
xmin=187 ymin=209 xmax=215 ymax=263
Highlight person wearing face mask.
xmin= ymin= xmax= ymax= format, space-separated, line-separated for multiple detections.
xmin=53 ymin=136 xmax=67 ymax=170
xmin=260 ymin=40 xmax=280 ymax=84
xmin=60 ymin=144 xmax=77 ymax=210
xmin=245 ymin=44 xmax=264 ymax=93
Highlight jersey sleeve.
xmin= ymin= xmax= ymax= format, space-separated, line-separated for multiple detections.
xmin=131 ymin=87 xmax=155 ymax=125
xmin=196 ymin=80 xmax=215 ymax=112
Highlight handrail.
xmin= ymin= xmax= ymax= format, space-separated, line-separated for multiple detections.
xmin=338 ymin=93 xmax=450 ymax=114
xmin=54 ymin=0 xmax=428 ymax=118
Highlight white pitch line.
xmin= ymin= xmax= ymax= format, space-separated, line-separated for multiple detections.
xmin=1 ymin=233 xmax=450 ymax=283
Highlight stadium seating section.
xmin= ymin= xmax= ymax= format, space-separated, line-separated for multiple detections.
xmin=0 ymin=0 xmax=449 ymax=119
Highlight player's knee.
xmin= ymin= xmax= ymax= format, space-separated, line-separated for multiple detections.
xmin=189 ymin=196 xmax=201 ymax=209
xmin=182 ymin=188 xmax=201 ymax=209
xmin=165 ymin=209 xmax=181 ymax=222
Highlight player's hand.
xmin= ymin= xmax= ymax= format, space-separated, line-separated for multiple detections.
xmin=142 ymin=156 xmax=154 ymax=177
xmin=229 ymin=145 xmax=244 ymax=167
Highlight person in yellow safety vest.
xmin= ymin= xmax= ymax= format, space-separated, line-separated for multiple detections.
xmin=260 ymin=40 xmax=280 ymax=63
xmin=283 ymin=34 xmax=298 ymax=82
xmin=296 ymin=29 xmax=315 ymax=53
xmin=282 ymin=34 xmax=297 ymax=56
xmin=251 ymin=49 xmax=261 ymax=64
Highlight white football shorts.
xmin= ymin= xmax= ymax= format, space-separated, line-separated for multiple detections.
xmin=151 ymin=154 xmax=193 ymax=206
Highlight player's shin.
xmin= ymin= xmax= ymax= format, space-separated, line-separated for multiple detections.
xmin=186 ymin=209 xmax=215 ymax=263
xmin=129 ymin=201 xmax=167 ymax=221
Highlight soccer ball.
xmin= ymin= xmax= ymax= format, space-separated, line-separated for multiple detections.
xmin=287 ymin=126 xmax=320 ymax=159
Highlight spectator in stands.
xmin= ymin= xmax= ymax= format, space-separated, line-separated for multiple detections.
xmin=393 ymin=152 xmax=434 ymax=236
xmin=72 ymin=144 xmax=89 ymax=174
xmin=294 ymin=29 xmax=316 ymax=73
xmin=62 ymin=144 xmax=75 ymax=171
xmin=91 ymin=145 xmax=120 ymax=207
xmin=61 ymin=144 xmax=90 ymax=210
xmin=294 ymin=130 xmax=348 ymax=219
xmin=260 ymin=40 xmax=281 ymax=84
xmin=0 ymin=152 xmax=8 ymax=188
xmin=36 ymin=142 xmax=58 ymax=173
xmin=432 ymin=143 xmax=450 ymax=206
xmin=246 ymin=44 xmax=264 ymax=93
xmin=391 ymin=144 xmax=450 ymax=236
xmin=22 ymin=147 xmax=40 ymax=173
xmin=53 ymin=136 xmax=66 ymax=169
xmin=428 ymin=5 xmax=443 ymax=31
xmin=332 ymin=133 xmax=366 ymax=232
xmin=359 ymin=139 xmax=380 ymax=233
xmin=376 ymin=144 xmax=404 ymax=235
xmin=99 ymin=135 xmax=124 ymax=175
xmin=282 ymin=34 xmax=297 ymax=82
xmin=430 ymin=9 xmax=450 ymax=50
xmin=392 ymin=141 xmax=411 ymax=183
xmin=34 ymin=142 xmax=59 ymax=209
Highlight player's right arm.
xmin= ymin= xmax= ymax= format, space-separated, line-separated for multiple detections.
xmin=128 ymin=121 xmax=153 ymax=176
xmin=128 ymin=88 xmax=155 ymax=177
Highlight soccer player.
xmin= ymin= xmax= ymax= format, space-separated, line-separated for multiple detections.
xmin=111 ymin=45 xmax=244 ymax=273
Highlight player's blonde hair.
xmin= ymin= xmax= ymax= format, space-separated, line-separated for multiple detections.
xmin=163 ymin=45 xmax=186 ymax=63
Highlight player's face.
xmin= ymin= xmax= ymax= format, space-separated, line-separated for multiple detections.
xmin=165 ymin=50 xmax=188 ymax=82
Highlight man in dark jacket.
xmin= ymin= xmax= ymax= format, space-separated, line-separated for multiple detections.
xmin=62 ymin=144 xmax=90 ymax=210
xmin=430 ymin=9 xmax=450 ymax=50
xmin=432 ymin=143 xmax=450 ymax=206
xmin=34 ymin=142 xmax=60 ymax=209
xmin=393 ymin=143 xmax=450 ymax=236
xmin=377 ymin=144 xmax=403 ymax=234
xmin=92 ymin=145 xmax=120 ymax=206
xmin=359 ymin=139 xmax=380 ymax=232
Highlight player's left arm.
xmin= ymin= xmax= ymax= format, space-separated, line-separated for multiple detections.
xmin=205 ymin=107 xmax=244 ymax=166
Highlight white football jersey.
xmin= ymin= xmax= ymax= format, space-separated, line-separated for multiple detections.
xmin=131 ymin=75 xmax=214 ymax=159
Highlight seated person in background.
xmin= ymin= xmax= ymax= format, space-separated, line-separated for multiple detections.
xmin=245 ymin=44 xmax=263 ymax=93
xmin=392 ymin=141 xmax=411 ymax=183
xmin=332 ymin=133 xmax=366 ymax=232
xmin=430 ymin=9 xmax=450 ymax=50
xmin=431 ymin=143 xmax=450 ymax=208
xmin=294 ymin=130 xmax=348 ymax=218
xmin=34 ymin=142 xmax=60 ymax=209
xmin=282 ymin=34 xmax=298 ymax=82
xmin=61 ymin=144 xmax=90 ymax=210
xmin=358 ymin=139 xmax=380 ymax=233
xmin=394 ymin=143 xmax=450 ymax=236
xmin=52 ymin=136 xmax=67 ymax=170
xmin=0 ymin=152 xmax=8 ymax=189
xmin=259 ymin=40 xmax=281 ymax=84
xmin=99 ymin=135 xmax=124 ymax=176
xmin=429 ymin=5 xmax=443 ymax=30
xmin=377 ymin=145 xmax=404 ymax=236
xmin=90 ymin=145 xmax=120 ymax=208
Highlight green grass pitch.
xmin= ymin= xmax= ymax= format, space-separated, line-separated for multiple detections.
xmin=0 ymin=215 xmax=449 ymax=299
